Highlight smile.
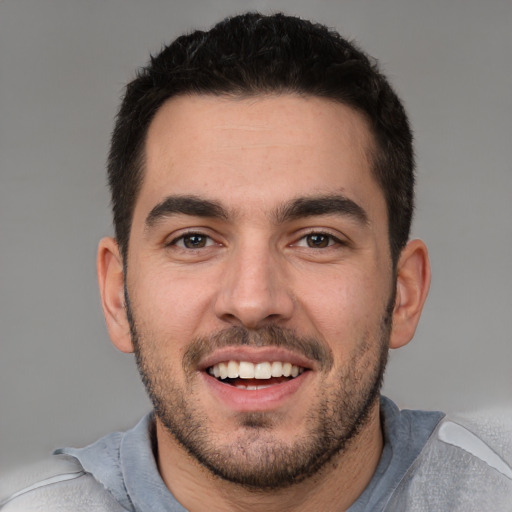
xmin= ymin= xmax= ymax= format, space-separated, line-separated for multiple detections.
xmin=207 ymin=360 xmax=306 ymax=390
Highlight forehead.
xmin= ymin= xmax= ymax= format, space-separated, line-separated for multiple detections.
xmin=138 ymin=94 xmax=384 ymax=222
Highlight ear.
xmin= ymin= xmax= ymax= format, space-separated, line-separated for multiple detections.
xmin=97 ymin=237 xmax=134 ymax=353
xmin=389 ymin=239 xmax=431 ymax=349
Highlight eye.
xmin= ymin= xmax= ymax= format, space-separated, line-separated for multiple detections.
xmin=296 ymin=232 xmax=342 ymax=249
xmin=171 ymin=233 xmax=214 ymax=249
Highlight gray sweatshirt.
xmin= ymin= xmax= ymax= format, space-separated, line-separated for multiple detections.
xmin=1 ymin=397 xmax=511 ymax=511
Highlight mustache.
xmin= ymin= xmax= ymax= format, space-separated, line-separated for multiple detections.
xmin=183 ymin=325 xmax=334 ymax=372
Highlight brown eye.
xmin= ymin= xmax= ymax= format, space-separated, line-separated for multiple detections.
xmin=306 ymin=233 xmax=331 ymax=248
xmin=170 ymin=233 xmax=213 ymax=249
xmin=182 ymin=234 xmax=208 ymax=248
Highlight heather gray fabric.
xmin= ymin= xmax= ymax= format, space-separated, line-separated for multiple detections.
xmin=348 ymin=398 xmax=444 ymax=511
xmin=0 ymin=454 xmax=126 ymax=511
xmin=58 ymin=416 xmax=184 ymax=512
xmin=352 ymin=400 xmax=512 ymax=511
xmin=2 ymin=397 xmax=511 ymax=511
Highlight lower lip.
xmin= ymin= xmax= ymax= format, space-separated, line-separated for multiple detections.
xmin=200 ymin=371 xmax=311 ymax=412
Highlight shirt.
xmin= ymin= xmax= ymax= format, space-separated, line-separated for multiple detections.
xmin=3 ymin=396 xmax=511 ymax=510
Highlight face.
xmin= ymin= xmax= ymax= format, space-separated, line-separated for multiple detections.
xmin=124 ymin=94 xmax=395 ymax=488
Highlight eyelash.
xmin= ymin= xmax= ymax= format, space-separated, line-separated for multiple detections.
xmin=168 ymin=231 xmax=216 ymax=249
xmin=166 ymin=230 xmax=346 ymax=251
xmin=295 ymin=231 xmax=345 ymax=249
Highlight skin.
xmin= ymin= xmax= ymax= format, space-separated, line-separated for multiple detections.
xmin=98 ymin=94 xmax=430 ymax=511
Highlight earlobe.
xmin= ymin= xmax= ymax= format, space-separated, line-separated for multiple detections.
xmin=97 ymin=237 xmax=134 ymax=354
xmin=389 ymin=239 xmax=431 ymax=349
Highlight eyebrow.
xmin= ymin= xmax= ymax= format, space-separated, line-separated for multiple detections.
xmin=145 ymin=193 xmax=369 ymax=230
xmin=274 ymin=194 xmax=369 ymax=225
xmin=145 ymin=195 xmax=228 ymax=228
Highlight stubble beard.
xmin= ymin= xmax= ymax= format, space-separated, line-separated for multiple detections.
xmin=126 ymin=291 xmax=392 ymax=490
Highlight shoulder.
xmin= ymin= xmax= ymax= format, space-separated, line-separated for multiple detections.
xmin=387 ymin=408 xmax=512 ymax=511
xmin=447 ymin=406 xmax=512 ymax=465
xmin=0 ymin=454 xmax=127 ymax=511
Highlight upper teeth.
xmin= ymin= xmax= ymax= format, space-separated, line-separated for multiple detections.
xmin=208 ymin=361 xmax=304 ymax=380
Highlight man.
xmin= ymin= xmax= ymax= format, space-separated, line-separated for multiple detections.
xmin=1 ymin=12 xmax=511 ymax=512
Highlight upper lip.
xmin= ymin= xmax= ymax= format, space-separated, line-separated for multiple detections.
xmin=197 ymin=347 xmax=317 ymax=372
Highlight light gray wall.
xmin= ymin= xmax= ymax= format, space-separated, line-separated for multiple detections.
xmin=1 ymin=0 xmax=511 ymax=473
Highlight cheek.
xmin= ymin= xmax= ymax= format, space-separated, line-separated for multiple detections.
xmin=295 ymin=266 xmax=388 ymax=343
xmin=131 ymin=268 xmax=215 ymax=341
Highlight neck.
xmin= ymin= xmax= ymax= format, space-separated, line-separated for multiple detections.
xmin=155 ymin=402 xmax=383 ymax=512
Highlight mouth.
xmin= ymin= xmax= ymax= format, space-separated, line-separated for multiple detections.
xmin=207 ymin=360 xmax=306 ymax=390
xmin=198 ymin=347 xmax=315 ymax=410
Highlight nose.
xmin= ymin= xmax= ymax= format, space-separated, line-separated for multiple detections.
xmin=214 ymin=242 xmax=295 ymax=329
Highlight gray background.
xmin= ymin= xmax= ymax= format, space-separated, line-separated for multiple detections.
xmin=1 ymin=0 xmax=511 ymax=474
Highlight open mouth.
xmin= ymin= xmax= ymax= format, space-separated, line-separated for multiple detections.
xmin=207 ymin=360 xmax=306 ymax=390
